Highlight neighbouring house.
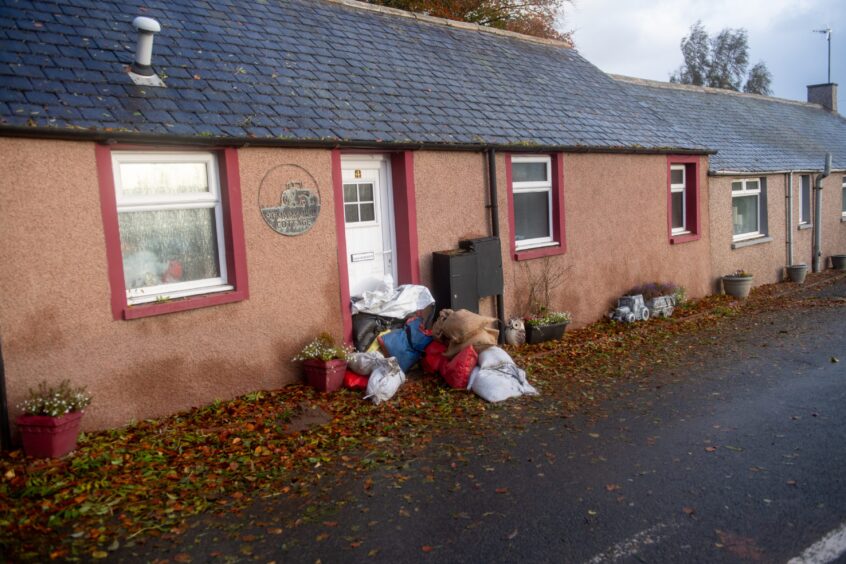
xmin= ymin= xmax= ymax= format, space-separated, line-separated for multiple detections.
xmin=0 ymin=0 xmax=843 ymax=436
xmin=615 ymin=76 xmax=846 ymax=286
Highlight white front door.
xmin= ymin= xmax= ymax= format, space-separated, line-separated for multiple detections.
xmin=342 ymin=156 xmax=397 ymax=298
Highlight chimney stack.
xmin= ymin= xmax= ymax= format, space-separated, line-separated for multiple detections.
xmin=807 ymin=83 xmax=838 ymax=113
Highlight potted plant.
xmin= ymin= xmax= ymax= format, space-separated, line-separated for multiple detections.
xmin=524 ymin=309 xmax=572 ymax=344
xmin=293 ymin=333 xmax=352 ymax=393
xmin=16 ymin=380 xmax=91 ymax=458
xmin=831 ymin=255 xmax=846 ymax=271
xmin=786 ymin=263 xmax=808 ymax=284
xmin=722 ymin=269 xmax=754 ymax=298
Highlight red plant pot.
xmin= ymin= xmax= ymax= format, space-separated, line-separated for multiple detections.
xmin=303 ymin=359 xmax=347 ymax=393
xmin=16 ymin=411 xmax=84 ymax=458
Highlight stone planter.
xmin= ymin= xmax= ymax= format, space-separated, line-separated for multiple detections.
xmin=722 ymin=275 xmax=754 ymax=299
xmin=16 ymin=411 xmax=84 ymax=458
xmin=787 ymin=264 xmax=808 ymax=284
xmin=303 ymin=358 xmax=347 ymax=392
xmin=525 ymin=321 xmax=568 ymax=344
xmin=831 ymin=255 xmax=846 ymax=271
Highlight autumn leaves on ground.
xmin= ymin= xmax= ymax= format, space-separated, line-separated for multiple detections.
xmin=1 ymin=273 xmax=843 ymax=561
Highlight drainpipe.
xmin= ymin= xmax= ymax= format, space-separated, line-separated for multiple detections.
xmin=812 ymin=153 xmax=832 ymax=272
xmin=0 ymin=340 xmax=10 ymax=451
xmin=487 ymin=148 xmax=505 ymax=342
xmin=786 ymin=172 xmax=794 ymax=266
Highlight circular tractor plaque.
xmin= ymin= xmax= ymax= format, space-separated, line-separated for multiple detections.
xmin=258 ymin=164 xmax=321 ymax=236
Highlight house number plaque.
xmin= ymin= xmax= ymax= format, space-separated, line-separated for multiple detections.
xmin=259 ymin=164 xmax=321 ymax=236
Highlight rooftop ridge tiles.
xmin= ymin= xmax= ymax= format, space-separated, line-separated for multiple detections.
xmin=322 ymin=0 xmax=574 ymax=50
xmin=610 ymin=74 xmax=819 ymax=110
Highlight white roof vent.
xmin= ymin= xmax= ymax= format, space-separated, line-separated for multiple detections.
xmin=128 ymin=16 xmax=165 ymax=87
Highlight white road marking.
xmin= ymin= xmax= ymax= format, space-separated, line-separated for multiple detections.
xmin=585 ymin=522 xmax=677 ymax=564
xmin=788 ymin=522 xmax=846 ymax=564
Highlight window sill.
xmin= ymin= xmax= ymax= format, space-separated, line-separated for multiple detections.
xmin=122 ymin=288 xmax=247 ymax=320
xmin=798 ymin=223 xmax=812 ymax=231
xmin=731 ymin=235 xmax=773 ymax=250
xmin=670 ymin=231 xmax=700 ymax=245
xmin=513 ymin=241 xmax=565 ymax=261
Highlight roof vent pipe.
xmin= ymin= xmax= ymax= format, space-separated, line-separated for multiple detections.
xmin=131 ymin=16 xmax=161 ymax=76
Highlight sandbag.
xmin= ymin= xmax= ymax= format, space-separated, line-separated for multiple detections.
xmin=442 ymin=345 xmax=478 ymax=389
xmin=364 ymin=358 xmax=406 ymax=405
xmin=470 ymin=364 xmax=539 ymax=403
xmin=444 ymin=326 xmax=498 ymax=358
xmin=478 ymin=346 xmax=515 ymax=369
xmin=406 ymin=317 xmax=433 ymax=352
xmin=347 ymin=351 xmax=385 ymax=375
xmin=343 ymin=369 xmax=369 ymax=390
xmin=422 ymin=341 xmax=448 ymax=374
xmin=352 ymin=313 xmax=403 ymax=352
xmin=378 ymin=328 xmax=421 ymax=373
xmin=351 ymin=277 xmax=435 ymax=319
xmin=433 ymin=309 xmax=497 ymax=342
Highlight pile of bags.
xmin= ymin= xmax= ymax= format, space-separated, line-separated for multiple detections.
xmin=424 ymin=308 xmax=538 ymax=403
xmin=345 ymin=280 xmax=537 ymax=404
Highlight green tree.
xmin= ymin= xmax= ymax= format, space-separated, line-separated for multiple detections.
xmin=744 ymin=61 xmax=773 ymax=95
xmin=671 ymin=21 xmax=771 ymax=94
xmin=363 ymin=0 xmax=571 ymax=42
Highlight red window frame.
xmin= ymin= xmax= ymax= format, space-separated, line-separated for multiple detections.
xmin=667 ymin=155 xmax=701 ymax=245
xmin=505 ymin=152 xmax=567 ymax=261
xmin=95 ymin=144 xmax=249 ymax=320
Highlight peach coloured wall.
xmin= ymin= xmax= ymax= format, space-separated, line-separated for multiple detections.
xmin=792 ymin=174 xmax=815 ymax=268
xmin=820 ymin=173 xmax=846 ymax=262
xmin=0 ymin=139 xmax=342 ymax=430
xmin=709 ymin=174 xmax=788 ymax=288
xmin=413 ymin=152 xmax=713 ymax=328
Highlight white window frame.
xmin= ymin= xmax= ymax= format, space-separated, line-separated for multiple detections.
xmin=731 ymin=178 xmax=762 ymax=241
xmin=111 ymin=152 xmax=231 ymax=305
xmin=841 ymin=176 xmax=846 ymax=217
xmin=670 ymin=164 xmax=688 ymax=235
xmin=512 ymin=155 xmax=554 ymax=250
xmin=799 ymin=174 xmax=811 ymax=225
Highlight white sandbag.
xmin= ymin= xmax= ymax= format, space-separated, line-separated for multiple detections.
xmin=351 ymin=276 xmax=435 ymax=319
xmin=347 ymin=351 xmax=385 ymax=375
xmin=364 ymin=357 xmax=406 ymax=405
xmin=470 ymin=364 xmax=539 ymax=403
xmin=467 ymin=366 xmax=480 ymax=390
xmin=477 ymin=346 xmax=515 ymax=369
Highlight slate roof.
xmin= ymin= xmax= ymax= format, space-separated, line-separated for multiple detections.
xmin=615 ymin=76 xmax=846 ymax=173
xmin=0 ymin=0 xmax=705 ymax=152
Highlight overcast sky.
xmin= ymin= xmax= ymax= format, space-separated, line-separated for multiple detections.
xmin=566 ymin=0 xmax=845 ymax=109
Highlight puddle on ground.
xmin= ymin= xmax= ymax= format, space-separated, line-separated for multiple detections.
xmin=281 ymin=404 xmax=332 ymax=435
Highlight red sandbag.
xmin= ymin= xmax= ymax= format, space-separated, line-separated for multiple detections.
xmin=442 ymin=345 xmax=478 ymax=389
xmin=343 ymin=369 xmax=369 ymax=390
xmin=422 ymin=341 xmax=448 ymax=374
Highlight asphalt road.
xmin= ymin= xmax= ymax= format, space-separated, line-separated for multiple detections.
xmin=121 ymin=281 xmax=846 ymax=563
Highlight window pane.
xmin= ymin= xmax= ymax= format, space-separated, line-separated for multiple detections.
xmin=119 ymin=208 xmax=220 ymax=290
xmin=672 ymin=191 xmax=685 ymax=229
xmin=512 ymin=162 xmax=548 ymax=183
xmin=344 ymin=204 xmax=359 ymax=223
xmin=358 ymin=183 xmax=374 ymax=202
xmin=747 ymin=180 xmax=760 ymax=192
xmin=842 ymin=185 xmax=846 ymax=213
xmin=731 ymin=181 xmax=743 ymax=192
xmin=343 ymin=184 xmax=357 ymax=203
xmin=360 ymin=203 xmax=375 ymax=222
xmin=671 ymin=168 xmax=684 ymax=185
xmin=120 ymin=162 xmax=209 ymax=197
xmin=801 ymin=176 xmax=811 ymax=223
xmin=732 ymin=195 xmax=759 ymax=236
xmin=514 ymin=191 xmax=550 ymax=241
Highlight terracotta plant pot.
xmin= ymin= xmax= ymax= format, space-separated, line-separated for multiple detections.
xmin=525 ymin=322 xmax=568 ymax=344
xmin=787 ymin=264 xmax=808 ymax=284
xmin=303 ymin=358 xmax=347 ymax=392
xmin=17 ymin=411 xmax=83 ymax=458
xmin=722 ymin=275 xmax=754 ymax=299
xmin=831 ymin=255 xmax=846 ymax=271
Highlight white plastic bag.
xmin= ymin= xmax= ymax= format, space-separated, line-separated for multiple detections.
xmin=351 ymin=276 xmax=435 ymax=319
xmin=364 ymin=357 xmax=406 ymax=405
xmin=471 ymin=364 xmax=538 ymax=402
xmin=477 ymin=346 xmax=514 ymax=369
xmin=347 ymin=351 xmax=385 ymax=375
